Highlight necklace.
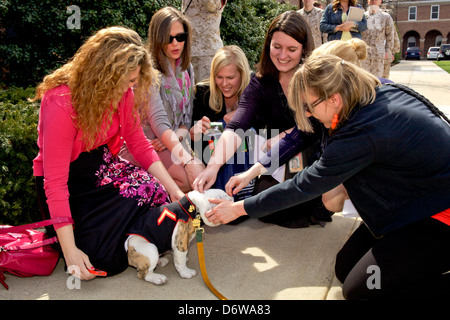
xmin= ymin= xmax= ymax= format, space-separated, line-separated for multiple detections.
xmin=225 ymin=97 xmax=238 ymax=113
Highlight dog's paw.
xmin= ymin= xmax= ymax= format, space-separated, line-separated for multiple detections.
xmin=158 ymin=256 xmax=169 ymax=267
xmin=178 ymin=267 xmax=197 ymax=279
xmin=145 ymin=272 xmax=168 ymax=285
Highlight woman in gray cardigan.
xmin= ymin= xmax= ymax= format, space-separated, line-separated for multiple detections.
xmin=120 ymin=7 xmax=204 ymax=192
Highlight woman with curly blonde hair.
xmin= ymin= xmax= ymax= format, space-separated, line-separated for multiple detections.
xmin=33 ymin=26 xmax=188 ymax=280
xmin=34 ymin=27 xmax=156 ymax=150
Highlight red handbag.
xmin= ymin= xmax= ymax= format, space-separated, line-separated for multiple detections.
xmin=0 ymin=217 xmax=73 ymax=290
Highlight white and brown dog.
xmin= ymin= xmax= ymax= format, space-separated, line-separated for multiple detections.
xmin=125 ymin=189 xmax=232 ymax=285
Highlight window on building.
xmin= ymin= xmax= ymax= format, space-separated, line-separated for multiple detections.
xmin=436 ymin=35 xmax=443 ymax=46
xmin=431 ymin=5 xmax=439 ymax=20
xmin=409 ymin=6 xmax=417 ymax=21
xmin=407 ymin=36 xmax=416 ymax=47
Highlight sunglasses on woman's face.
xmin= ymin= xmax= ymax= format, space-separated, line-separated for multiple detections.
xmin=169 ymin=32 xmax=188 ymax=44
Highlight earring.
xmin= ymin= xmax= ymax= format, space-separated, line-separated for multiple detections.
xmin=331 ymin=113 xmax=339 ymax=130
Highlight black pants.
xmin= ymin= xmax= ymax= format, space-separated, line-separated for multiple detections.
xmin=252 ymin=175 xmax=333 ymax=228
xmin=335 ymin=218 xmax=450 ymax=299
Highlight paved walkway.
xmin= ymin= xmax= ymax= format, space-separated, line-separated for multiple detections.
xmin=1 ymin=60 xmax=448 ymax=302
xmin=389 ymin=60 xmax=450 ymax=117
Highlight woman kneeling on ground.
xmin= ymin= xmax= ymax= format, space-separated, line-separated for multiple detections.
xmin=206 ymin=54 xmax=450 ymax=300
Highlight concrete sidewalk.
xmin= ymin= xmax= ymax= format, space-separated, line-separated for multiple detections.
xmin=1 ymin=60 xmax=448 ymax=301
xmin=389 ymin=59 xmax=450 ymax=117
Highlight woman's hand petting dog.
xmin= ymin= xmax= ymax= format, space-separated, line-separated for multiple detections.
xmin=205 ymin=199 xmax=247 ymax=225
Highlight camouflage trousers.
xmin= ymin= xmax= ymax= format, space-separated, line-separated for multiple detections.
xmin=383 ymin=58 xmax=392 ymax=79
xmin=361 ymin=52 xmax=385 ymax=78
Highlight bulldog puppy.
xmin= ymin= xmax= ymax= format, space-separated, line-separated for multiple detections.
xmin=126 ymin=189 xmax=232 ymax=285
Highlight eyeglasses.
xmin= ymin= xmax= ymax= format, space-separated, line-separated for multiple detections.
xmin=169 ymin=32 xmax=188 ymax=44
xmin=304 ymin=97 xmax=325 ymax=113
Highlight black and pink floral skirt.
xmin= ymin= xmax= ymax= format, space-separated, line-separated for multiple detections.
xmin=37 ymin=145 xmax=172 ymax=276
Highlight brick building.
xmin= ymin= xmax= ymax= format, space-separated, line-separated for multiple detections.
xmin=279 ymin=0 xmax=450 ymax=58
xmin=386 ymin=0 xmax=450 ymax=58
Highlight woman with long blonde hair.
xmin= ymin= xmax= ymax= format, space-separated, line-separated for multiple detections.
xmin=206 ymin=54 xmax=450 ymax=299
xmin=188 ymin=45 xmax=252 ymax=212
xmin=190 ymin=45 xmax=251 ymax=144
xmin=33 ymin=26 xmax=189 ymax=280
xmin=204 ymin=45 xmax=251 ymax=115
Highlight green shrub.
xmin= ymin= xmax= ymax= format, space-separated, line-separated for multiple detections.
xmin=0 ymin=87 xmax=40 ymax=225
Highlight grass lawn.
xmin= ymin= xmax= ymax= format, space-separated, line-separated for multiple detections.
xmin=434 ymin=61 xmax=450 ymax=74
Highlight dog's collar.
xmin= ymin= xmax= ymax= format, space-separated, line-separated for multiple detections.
xmin=177 ymin=195 xmax=197 ymax=220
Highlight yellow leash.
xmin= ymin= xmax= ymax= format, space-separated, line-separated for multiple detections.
xmin=193 ymin=216 xmax=228 ymax=300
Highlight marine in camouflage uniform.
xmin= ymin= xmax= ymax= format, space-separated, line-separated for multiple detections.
xmin=361 ymin=0 xmax=395 ymax=78
xmin=182 ymin=0 xmax=226 ymax=83
xmin=298 ymin=0 xmax=326 ymax=49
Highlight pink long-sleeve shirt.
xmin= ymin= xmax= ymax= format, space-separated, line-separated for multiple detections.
xmin=33 ymin=85 xmax=160 ymax=229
